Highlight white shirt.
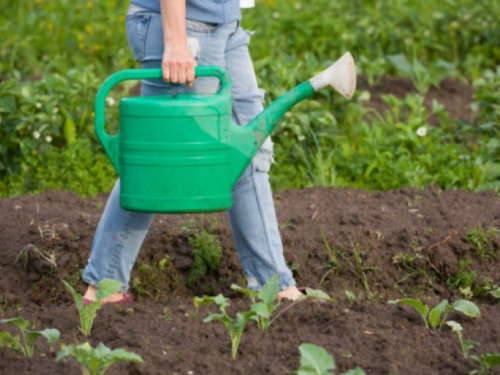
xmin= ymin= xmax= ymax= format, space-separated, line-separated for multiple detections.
xmin=240 ymin=0 xmax=255 ymax=8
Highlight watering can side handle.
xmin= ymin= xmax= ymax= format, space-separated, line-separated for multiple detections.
xmin=308 ymin=52 xmax=357 ymax=99
xmin=94 ymin=66 xmax=231 ymax=174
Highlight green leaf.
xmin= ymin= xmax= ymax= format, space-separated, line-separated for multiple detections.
xmin=80 ymin=302 xmax=101 ymax=336
xmin=26 ymin=331 xmax=42 ymax=355
xmin=231 ymin=284 xmax=259 ymax=301
xmin=342 ymin=368 xmax=367 ymax=375
xmin=64 ymin=115 xmax=76 ymax=145
xmin=258 ymin=275 xmax=279 ymax=304
xmin=298 ymin=343 xmax=336 ymax=375
xmin=102 ymin=345 xmax=144 ymax=364
xmin=0 ymin=331 xmax=20 ymax=350
xmin=463 ymin=339 xmax=479 ymax=355
xmin=61 ymin=280 xmax=84 ymax=311
xmin=446 ymin=320 xmax=463 ymax=333
xmin=251 ymin=302 xmax=271 ymax=319
xmin=40 ymin=328 xmax=60 ymax=344
xmin=203 ymin=313 xmax=227 ymax=324
xmin=1 ymin=317 xmax=31 ymax=331
xmin=345 ymin=290 xmax=356 ymax=303
xmin=482 ymin=352 xmax=500 ymax=367
xmin=387 ymin=54 xmax=414 ymax=77
xmin=193 ymin=295 xmax=216 ymax=309
xmin=95 ymin=279 xmax=122 ymax=300
xmin=429 ymin=299 xmax=448 ymax=328
xmin=488 ymin=288 xmax=500 ymax=298
xmin=452 ymin=300 xmax=481 ymax=318
xmin=388 ymin=299 xmax=430 ymax=325
xmin=303 ymin=289 xmax=334 ymax=303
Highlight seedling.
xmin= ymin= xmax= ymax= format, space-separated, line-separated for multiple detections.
xmin=231 ymin=275 xmax=281 ymax=330
xmin=194 ymin=294 xmax=257 ymax=359
xmin=293 ymin=343 xmax=366 ymax=375
xmin=464 ymin=226 xmax=499 ymax=261
xmin=470 ymin=352 xmax=500 ymax=375
xmin=56 ymin=342 xmax=144 ymax=375
xmin=232 ymin=276 xmax=333 ymax=329
xmin=388 ymin=298 xmax=480 ymax=329
xmin=446 ymin=321 xmax=479 ymax=358
xmin=61 ymin=278 xmax=121 ymax=336
xmin=133 ymin=255 xmax=179 ymax=300
xmin=159 ymin=307 xmax=173 ymax=322
xmin=345 ymin=290 xmax=357 ymax=305
xmin=0 ymin=317 xmax=60 ymax=358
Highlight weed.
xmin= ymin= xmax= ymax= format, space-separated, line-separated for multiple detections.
xmin=16 ymin=244 xmax=57 ymax=269
xmin=392 ymin=251 xmax=436 ymax=288
xmin=61 ymin=279 xmax=121 ymax=336
xmin=293 ymin=343 xmax=366 ymax=375
xmin=0 ymin=317 xmax=59 ymax=358
xmin=159 ymin=307 xmax=173 ymax=322
xmin=57 ymin=342 xmax=144 ymax=375
xmin=446 ymin=259 xmax=477 ymax=290
xmin=133 ymin=255 xmax=179 ymax=300
xmin=388 ymin=298 xmax=481 ymax=329
xmin=320 ymin=236 xmax=376 ymax=296
xmin=188 ymin=229 xmax=222 ymax=286
xmin=446 ymin=321 xmax=479 ymax=358
xmin=464 ymin=226 xmax=499 ymax=260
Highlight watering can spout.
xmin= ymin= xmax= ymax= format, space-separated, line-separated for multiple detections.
xmin=230 ymin=52 xmax=356 ymax=183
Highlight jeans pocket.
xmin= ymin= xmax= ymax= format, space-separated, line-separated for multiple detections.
xmin=126 ymin=14 xmax=152 ymax=62
xmin=186 ymin=19 xmax=218 ymax=33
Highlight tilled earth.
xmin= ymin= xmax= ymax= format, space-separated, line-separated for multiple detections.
xmin=1 ymin=186 xmax=499 ymax=375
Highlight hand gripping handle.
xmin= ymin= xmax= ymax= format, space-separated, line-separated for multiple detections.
xmin=94 ymin=66 xmax=231 ymax=175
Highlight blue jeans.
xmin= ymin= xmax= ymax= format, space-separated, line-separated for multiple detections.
xmin=82 ymin=10 xmax=296 ymax=293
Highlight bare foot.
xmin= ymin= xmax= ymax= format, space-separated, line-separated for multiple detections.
xmin=83 ymin=285 xmax=125 ymax=304
xmin=277 ymin=286 xmax=304 ymax=301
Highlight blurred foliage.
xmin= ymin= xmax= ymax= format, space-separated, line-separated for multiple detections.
xmin=1 ymin=0 xmax=500 ymax=197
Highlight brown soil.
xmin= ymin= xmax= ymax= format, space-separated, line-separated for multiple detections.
xmin=1 ymin=79 xmax=499 ymax=375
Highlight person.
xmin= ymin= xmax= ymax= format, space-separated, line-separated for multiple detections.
xmin=81 ymin=0 xmax=303 ymax=303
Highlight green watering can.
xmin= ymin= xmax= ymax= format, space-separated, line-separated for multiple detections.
xmin=95 ymin=52 xmax=356 ymax=213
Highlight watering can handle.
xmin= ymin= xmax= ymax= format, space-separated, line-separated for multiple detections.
xmin=95 ymin=66 xmax=231 ymax=174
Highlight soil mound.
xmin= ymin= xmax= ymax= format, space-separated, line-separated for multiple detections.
xmin=1 ymin=186 xmax=499 ymax=374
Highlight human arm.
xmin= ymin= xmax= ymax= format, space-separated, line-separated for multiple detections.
xmin=159 ymin=0 xmax=196 ymax=85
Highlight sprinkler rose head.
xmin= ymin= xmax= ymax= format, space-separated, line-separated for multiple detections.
xmin=308 ymin=52 xmax=357 ymax=99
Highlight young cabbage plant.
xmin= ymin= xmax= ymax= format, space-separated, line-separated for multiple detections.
xmin=56 ymin=342 xmax=144 ymax=375
xmin=388 ymin=298 xmax=480 ymax=329
xmin=194 ymin=294 xmax=257 ymax=359
xmin=231 ymin=274 xmax=281 ymax=330
xmin=470 ymin=352 xmax=500 ymax=375
xmin=294 ymin=343 xmax=366 ymax=375
xmin=0 ymin=317 xmax=60 ymax=358
xmin=61 ymin=279 xmax=122 ymax=336
xmin=446 ymin=321 xmax=479 ymax=358
xmin=232 ymin=275 xmax=334 ymax=330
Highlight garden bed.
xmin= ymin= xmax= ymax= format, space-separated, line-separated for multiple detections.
xmin=1 ymin=182 xmax=499 ymax=374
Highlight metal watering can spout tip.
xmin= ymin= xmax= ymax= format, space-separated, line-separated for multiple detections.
xmin=309 ymin=51 xmax=356 ymax=99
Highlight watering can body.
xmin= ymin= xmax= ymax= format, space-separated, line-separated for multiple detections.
xmin=96 ymin=67 xmax=245 ymax=213
xmin=95 ymin=54 xmax=356 ymax=213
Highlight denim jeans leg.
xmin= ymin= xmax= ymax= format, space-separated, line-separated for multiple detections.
xmin=224 ymin=27 xmax=296 ymax=291
xmin=82 ymin=180 xmax=155 ymax=292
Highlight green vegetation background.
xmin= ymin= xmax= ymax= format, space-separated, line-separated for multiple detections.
xmin=0 ymin=0 xmax=499 ymax=197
